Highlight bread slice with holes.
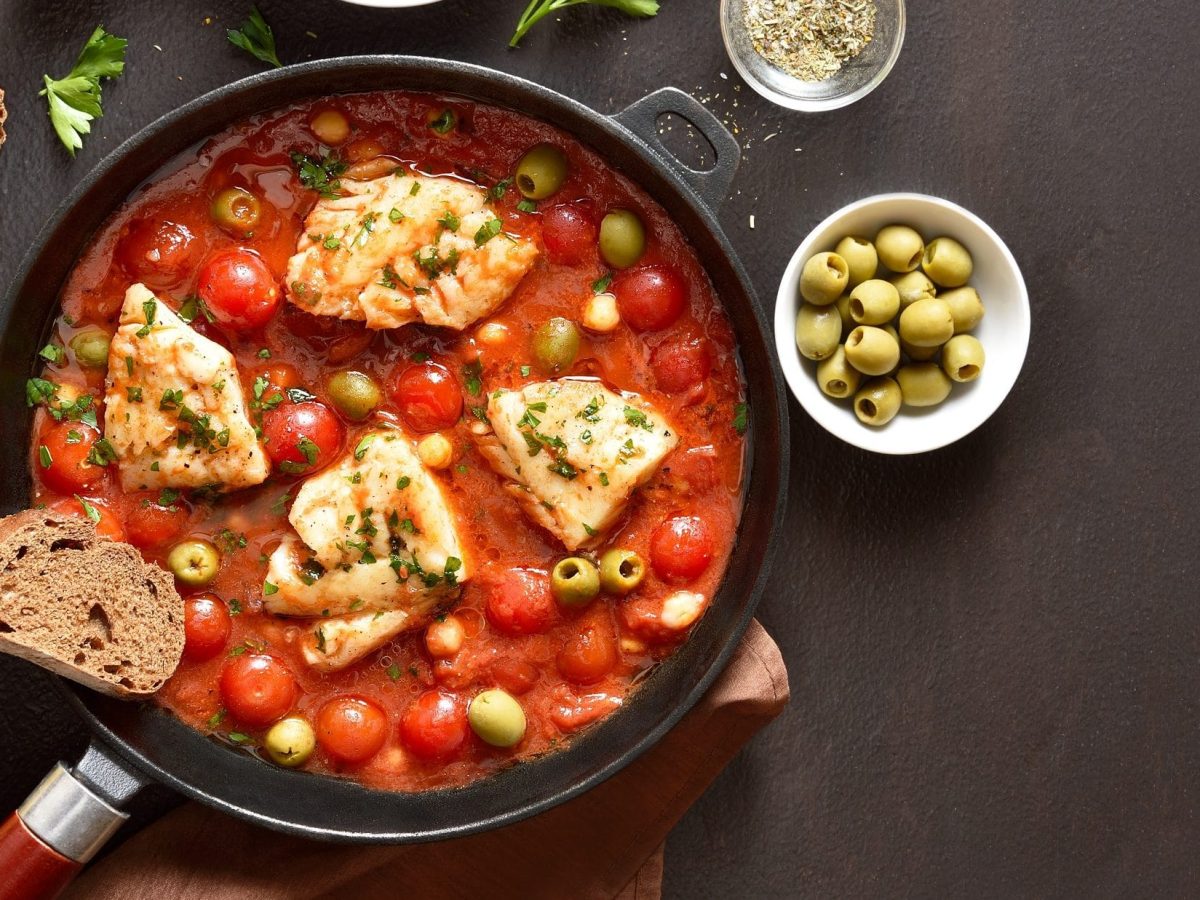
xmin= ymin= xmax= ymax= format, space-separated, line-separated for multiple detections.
xmin=0 ymin=509 xmax=184 ymax=696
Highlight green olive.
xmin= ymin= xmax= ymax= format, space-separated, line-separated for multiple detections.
xmin=468 ymin=689 xmax=527 ymax=747
xmin=598 ymin=548 xmax=645 ymax=595
xmin=167 ymin=539 xmax=220 ymax=586
xmin=890 ymin=270 xmax=937 ymax=309
xmin=515 ymin=144 xmax=569 ymax=200
xmin=897 ymin=362 xmax=953 ymax=407
xmin=69 ymin=329 xmax=111 ymax=368
xmin=835 ymin=236 xmax=878 ymax=286
xmin=599 ymin=210 xmax=646 ymax=269
xmin=921 ymin=236 xmax=973 ymax=287
xmin=210 ymin=187 xmax=262 ymax=234
xmin=327 ymin=371 xmax=381 ymax=421
xmin=794 ymin=303 xmax=842 ymax=361
xmin=941 ymin=335 xmax=985 ymax=382
xmin=834 ymin=293 xmax=855 ymax=331
xmin=853 ymin=377 xmax=902 ymax=426
xmin=940 ymin=286 xmax=985 ymax=334
xmin=816 ymin=345 xmax=861 ymax=399
xmin=899 ymin=298 xmax=955 ymax=348
xmin=844 ymin=325 xmax=900 ymax=377
xmin=901 ymin=336 xmax=941 ymax=362
xmin=551 ymin=557 xmax=601 ymax=607
xmin=532 ymin=318 xmax=582 ymax=374
xmin=875 ymin=225 xmax=925 ymax=273
xmin=799 ymin=252 xmax=849 ymax=306
xmin=848 ymin=279 xmax=901 ymax=326
xmin=264 ymin=717 xmax=316 ymax=767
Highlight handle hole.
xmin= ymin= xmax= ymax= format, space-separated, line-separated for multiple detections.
xmin=653 ymin=112 xmax=717 ymax=173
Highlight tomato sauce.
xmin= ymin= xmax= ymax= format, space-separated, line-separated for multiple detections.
xmin=27 ymin=91 xmax=746 ymax=791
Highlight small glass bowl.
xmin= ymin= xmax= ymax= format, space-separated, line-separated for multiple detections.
xmin=720 ymin=0 xmax=905 ymax=112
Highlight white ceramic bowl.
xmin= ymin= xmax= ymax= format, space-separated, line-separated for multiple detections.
xmin=774 ymin=193 xmax=1030 ymax=454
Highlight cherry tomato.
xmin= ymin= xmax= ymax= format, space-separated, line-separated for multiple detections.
xmin=118 ymin=220 xmax=200 ymax=288
xmin=400 ymin=690 xmax=469 ymax=761
xmin=541 ymin=204 xmax=597 ymax=265
xmin=614 ymin=266 xmax=687 ymax=332
xmin=262 ymin=401 xmax=344 ymax=474
xmin=556 ymin=624 xmax=617 ymax=685
xmin=256 ymin=362 xmax=301 ymax=395
xmin=649 ymin=515 xmax=714 ymax=582
xmin=183 ymin=593 xmax=232 ymax=662
xmin=391 ymin=362 xmax=463 ymax=433
xmin=315 ymin=696 xmax=389 ymax=764
xmin=124 ymin=492 xmax=189 ymax=548
xmin=651 ymin=337 xmax=712 ymax=393
xmin=490 ymin=657 xmax=540 ymax=695
xmin=197 ymin=249 xmax=281 ymax=330
xmin=484 ymin=568 xmax=556 ymax=636
xmin=47 ymin=496 xmax=124 ymax=542
xmin=37 ymin=422 xmax=107 ymax=495
xmin=219 ymin=654 xmax=297 ymax=726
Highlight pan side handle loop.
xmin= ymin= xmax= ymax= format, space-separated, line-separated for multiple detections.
xmin=613 ymin=87 xmax=741 ymax=212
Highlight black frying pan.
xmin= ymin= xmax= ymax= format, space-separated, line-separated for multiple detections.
xmin=0 ymin=57 xmax=788 ymax=897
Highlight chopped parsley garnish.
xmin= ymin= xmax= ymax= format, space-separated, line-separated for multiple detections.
xmin=285 ymin=387 xmax=317 ymax=404
xmin=623 ymin=406 xmax=653 ymax=431
xmin=414 ymin=246 xmax=460 ymax=279
xmin=354 ymin=434 xmax=374 ymax=460
xmin=86 ymin=438 xmax=117 ymax=467
xmin=157 ymin=488 xmax=180 ymax=507
xmin=257 ymin=348 xmax=272 ymax=359
xmin=410 ymin=182 xmax=421 ymax=197
xmin=396 ymin=475 xmax=411 ymax=490
xmin=443 ymin=556 xmax=463 ymax=586
xmin=228 ymin=598 xmax=242 ymax=616
xmin=207 ymin=709 xmax=226 ymax=728
xmin=437 ymin=211 xmax=460 ymax=233
xmin=291 ymin=150 xmax=348 ymax=200
xmin=386 ymin=663 xmax=402 ymax=681
xmin=592 ymin=272 xmax=613 ymax=293
xmin=379 ymin=263 xmax=402 ymax=289
xmin=263 ymin=580 xmax=279 ymax=596
xmin=216 ymin=528 xmax=248 ymax=553
xmin=39 ymin=26 xmax=128 ymax=156
xmin=126 ymin=386 xmax=143 ymax=403
xmin=578 ymin=396 xmax=602 ymax=423
xmin=352 ymin=212 xmax=377 ymax=248
xmin=548 ymin=459 xmax=578 ymax=480
xmin=598 ymin=471 xmax=609 ymax=486
xmin=159 ymin=388 xmax=183 ymax=411
xmin=226 ymin=5 xmax=282 ymax=68
xmin=732 ymin=402 xmax=749 ymax=435
xmin=474 ymin=217 xmax=503 ymax=247
xmin=178 ymin=295 xmax=215 ymax=324
xmin=227 ymin=731 xmax=251 ymax=744
xmin=429 ymin=109 xmax=456 ymax=134
xmin=388 ymin=207 xmax=405 ymax=224
xmin=583 ymin=523 xmax=598 ymax=536
xmin=74 ymin=495 xmax=101 ymax=523
xmin=520 ymin=365 xmax=531 ymax=378
xmin=490 ymin=179 xmax=511 ymax=200
xmin=314 ymin=627 xmax=327 ymax=654
xmin=135 ymin=299 xmax=157 ymax=338
xmin=463 ymin=359 xmax=483 ymax=396
xmin=322 ymin=234 xmax=342 ymax=251
xmin=517 ymin=199 xmax=538 ymax=213
xmin=38 ymin=445 xmax=52 ymax=468
xmin=65 ymin=430 xmax=83 ymax=444
xmin=470 ymin=405 xmax=490 ymax=424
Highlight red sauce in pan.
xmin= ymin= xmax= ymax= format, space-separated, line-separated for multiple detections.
xmin=27 ymin=91 xmax=746 ymax=791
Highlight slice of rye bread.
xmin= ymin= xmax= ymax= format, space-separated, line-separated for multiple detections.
xmin=0 ymin=509 xmax=184 ymax=696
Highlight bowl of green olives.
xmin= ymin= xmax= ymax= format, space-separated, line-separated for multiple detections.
xmin=774 ymin=193 xmax=1029 ymax=454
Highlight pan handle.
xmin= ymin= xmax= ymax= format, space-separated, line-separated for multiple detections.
xmin=0 ymin=740 xmax=150 ymax=900
xmin=613 ymin=87 xmax=741 ymax=212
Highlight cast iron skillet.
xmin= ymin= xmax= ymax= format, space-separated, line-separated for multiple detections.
xmin=0 ymin=55 xmax=787 ymax=888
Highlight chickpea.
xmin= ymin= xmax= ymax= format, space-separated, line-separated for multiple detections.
xmin=425 ymin=616 xmax=465 ymax=658
xmin=309 ymin=110 xmax=350 ymax=145
xmin=581 ymin=292 xmax=620 ymax=333
xmin=417 ymin=433 xmax=453 ymax=469
xmin=475 ymin=321 xmax=510 ymax=347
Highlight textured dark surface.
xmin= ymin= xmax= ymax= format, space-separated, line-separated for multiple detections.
xmin=1 ymin=1 xmax=1197 ymax=896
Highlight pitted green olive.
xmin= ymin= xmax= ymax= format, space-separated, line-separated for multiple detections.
xmin=834 ymin=236 xmax=878 ymax=286
xmin=599 ymin=210 xmax=646 ymax=269
xmin=848 ymin=280 xmax=901 ymax=326
xmin=795 ymin=303 xmax=842 ymax=361
xmin=897 ymin=362 xmax=953 ymax=407
xmin=854 ymin=377 xmax=902 ymax=426
xmin=167 ymin=539 xmax=220 ymax=586
xmin=875 ymin=225 xmax=925 ymax=273
xmin=598 ymin=549 xmax=645 ymax=595
xmin=515 ymin=144 xmax=569 ymax=200
xmin=940 ymin=286 xmax=985 ymax=334
xmin=844 ymin=325 xmax=900 ymax=377
xmin=551 ymin=557 xmax=600 ymax=607
xmin=70 ymin=330 xmax=111 ymax=368
xmin=899 ymin=298 xmax=955 ymax=348
xmin=264 ymin=717 xmax=316 ymax=767
xmin=469 ymin=689 xmax=527 ymax=747
xmin=816 ymin=346 xmax=861 ymax=399
xmin=532 ymin=318 xmax=582 ymax=374
xmin=799 ymin=252 xmax=849 ymax=306
xmin=327 ymin=371 xmax=381 ymax=421
xmin=922 ymin=236 xmax=974 ymax=287
xmin=941 ymin=335 xmax=985 ymax=382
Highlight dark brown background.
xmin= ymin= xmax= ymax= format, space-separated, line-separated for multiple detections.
xmin=2 ymin=1 xmax=1197 ymax=896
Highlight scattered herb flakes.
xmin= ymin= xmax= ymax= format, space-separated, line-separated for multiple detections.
xmin=474 ymin=217 xmax=503 ymax=247
xmin=178 ymin=295 xmax=214 ymax=324
xmin=207 ymin=709 xmax=226 ymax=729
xmin=227 ymin=5 xmax=282 ymax=68
xmin=732 ymin=401 xmax=749 ymax=435
xmin=743 ymin=0 xmax=877 ymax=83
xmin=592 ymin=272 xmax=613 ymax=293
xmin=86 ymin=438 xmax=117 ymax=467
xmin=74 ymin=495 xmax=101 ymax=523
xmin=396 ymin=475 xmax=411 ymax=490
xmin=463 ymin=359 xmax=484 ymax=396
xmin=354 ymin=434 xmax=375 ymax=460
xmin=228 ymin=598 xmax=243 ymax=616
xmin=38 ymin=445 xmax=52 ymax=468
xmin=386 ymin=663 xmax=402 ymax=681
xmin=291 ymin=150 xmax=348 ymax=200
xmin=623 ymin=405 xmax=653 ymax=431
xmin=388 ymin=206 xmax=405 ymax=224
xmin=227 ymin=731 xmax=251 ymax=744
xmin=39 ymin=344 xmax=65 ymax=365
xmin=516 ymin=199 xmax=537 ymax=213
xmin=263 ymin=580 xmax=279 ymax=595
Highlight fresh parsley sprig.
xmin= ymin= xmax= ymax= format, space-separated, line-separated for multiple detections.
xmin=509 ymin=0 xmax=660 ymax=48
xmin=39 ymin=26 xmax=128 ymax=156
xmin=227 ymin=6 xmax=282 ymax=68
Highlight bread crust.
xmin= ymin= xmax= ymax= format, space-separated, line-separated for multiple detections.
xmin=0 ymin=510 xmax=184 ymax=696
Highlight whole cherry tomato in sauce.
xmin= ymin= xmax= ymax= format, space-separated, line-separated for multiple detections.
xmin=651 ymin=336 xmax=712 ymax=394
xmin=490 ymin=657 xmax=540 ymax=696
xmin=118 ymin=220 xmax=201 ymax=288
xmin=613 ymin=266 xmax=687 ymax=332
xmin=315 ymin=696 xmax=389 ymax=764
xmin=262 ymin=401 xmax=344 ymax=474
xmin=391 ymin=362 xmax=463 ymax=433
xmin=37 ymin=422 xmax=108 ymax=495
xmin=197 ymin=248 xmax=281 ymax=330
xmin=484 ymin=568 xmax=556 ymax=636
xmin=183 ymin=593 xmax=232 ymax=662
xmin=541 ymin=203 xmax=597 ymax=265
xmin=649 ymin=515 xmax=715 ymax=582
xmin=400 ymin=690 xmax=469 ymax=761
xmin=47 ymin=496 xmax=125 ymax=542
xmin=219 ymin=654 xmax=298 ymax=726
xmin=124 ymin=493 xmax=189 ymax=549
xmin=556 ymin=624 xmax=618 ymax=685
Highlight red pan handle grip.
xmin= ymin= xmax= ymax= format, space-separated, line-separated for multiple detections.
xmin=0 ymin=812 xmax=82 ymax=900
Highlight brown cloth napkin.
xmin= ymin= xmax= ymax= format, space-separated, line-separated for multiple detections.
xmin=65 ymin=620 xmax=787 ymax=900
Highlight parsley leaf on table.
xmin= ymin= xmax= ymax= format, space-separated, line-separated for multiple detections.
xmin=227 ymin=6 xmax=282 ymax=68
xmin=509 ymin=0 xmax=660 ymax=48
xmin=39 ymin=26 xmax=128 ymax=156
